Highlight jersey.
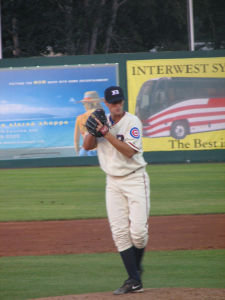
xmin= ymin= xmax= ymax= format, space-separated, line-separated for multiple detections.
xmin=96 ymin=112 xmax=147 ymax=176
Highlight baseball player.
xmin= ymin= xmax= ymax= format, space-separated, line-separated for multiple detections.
xmin=83 ymin=86 xmax=150 ymax=295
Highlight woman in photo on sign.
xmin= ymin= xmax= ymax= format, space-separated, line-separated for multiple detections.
xmin=74 ymin=91 xmax=103 ymax=156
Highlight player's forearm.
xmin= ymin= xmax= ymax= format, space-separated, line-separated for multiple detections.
xmin=104 ymin=132 xmax=136 ymax=158
xmin=83 ymin=133 xmax=97 ymax=150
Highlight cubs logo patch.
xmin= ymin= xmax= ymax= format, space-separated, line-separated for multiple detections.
xmin=130 ymin=127 xmax=140 ymax=139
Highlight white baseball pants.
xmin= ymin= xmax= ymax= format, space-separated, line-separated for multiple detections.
xmin=106 ymin=169 xmax=150 ymax=252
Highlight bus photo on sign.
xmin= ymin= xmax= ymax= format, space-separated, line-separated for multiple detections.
xmin=135 ymin=77 xmax=225 ymax=139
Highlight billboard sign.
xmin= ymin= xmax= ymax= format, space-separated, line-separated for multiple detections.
xmin=127 ymin=57 xmax=225 ymax=151
xmin=0 ymin=64 xmax=118 ymax=159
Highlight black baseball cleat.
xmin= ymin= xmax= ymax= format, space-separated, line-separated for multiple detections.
xmin=113 ymin=278 xmax=143 ymax=295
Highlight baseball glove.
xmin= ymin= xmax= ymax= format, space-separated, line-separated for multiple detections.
xmin=86 ymin=109 xmax=109 ymax=137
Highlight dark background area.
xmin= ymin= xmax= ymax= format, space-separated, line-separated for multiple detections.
xmin=1 ymin=0 xmax=225 ymax=58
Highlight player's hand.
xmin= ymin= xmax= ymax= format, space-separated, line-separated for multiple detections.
xmin=95 ymin=118 xmax=109 ymax=136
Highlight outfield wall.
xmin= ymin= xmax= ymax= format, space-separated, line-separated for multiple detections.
xmin=0 ymin=50 xmax=225 ymax=168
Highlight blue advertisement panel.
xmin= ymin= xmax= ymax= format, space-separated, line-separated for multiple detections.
xmin=0 ymin=64 xmax=118 ymax=159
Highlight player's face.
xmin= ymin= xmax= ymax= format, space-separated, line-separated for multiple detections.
xmin=106 ymin=100 xmax=124 ymax=117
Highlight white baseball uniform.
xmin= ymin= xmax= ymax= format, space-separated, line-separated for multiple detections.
xmin=96 ymin=112 xmax=150 ymax=252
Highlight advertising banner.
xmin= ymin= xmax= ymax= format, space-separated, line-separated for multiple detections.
xmin=127 ymin=57 xmax=225 ymax=151
xmin=0 ymin=64 xmax=118 ymax=159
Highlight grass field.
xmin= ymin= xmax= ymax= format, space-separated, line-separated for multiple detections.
xmin=0 ymin=162 xmax=224 ymax=299
xmin=0 ymin=250 xmax=224 ymax=300
xmin=0 ymin=163 xmax=224 ymax=221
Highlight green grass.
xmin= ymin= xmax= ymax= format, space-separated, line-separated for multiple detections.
xmin=0 ymin=163 xmax=224 ymax=221
xmin=0 ymin=250 xmax=224 ymax=300
xmin=150 ymin=163 xmax=225 ymax=216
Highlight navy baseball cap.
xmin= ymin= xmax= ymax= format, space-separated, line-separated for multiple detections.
xmin=104 ymin=86 xmax=124 ymax=103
